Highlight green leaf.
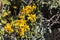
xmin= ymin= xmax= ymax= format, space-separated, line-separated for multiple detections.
xmin=2 ymin=0 xmax=10 ymax=4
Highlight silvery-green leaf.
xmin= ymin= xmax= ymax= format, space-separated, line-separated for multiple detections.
xmin=2 ymin=0 xmax=10 ymax=4
xmin=1 ymin=19 xmax=7 ymax=24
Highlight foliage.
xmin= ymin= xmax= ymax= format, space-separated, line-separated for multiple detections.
xmin=0 ymin=0 xmax=42 ymax=40
xmin=1 ymin=0 xmax=60 ymax=40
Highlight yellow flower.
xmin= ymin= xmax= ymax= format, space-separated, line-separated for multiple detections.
xmin=20 ymin=5 xmax=36 ymax=15
xmin=16 ymin=23 xmax=30 ymax=37
xmin=4 ymin=23 xmax=14 ymax=33
xmin=27 ymin=14 xmax=36 ymax=22
xmin=16 ymin=28 xmax=25 ymax=37
xmin=32 ymin=4 xmax=36 ymax=9
xmin=14 ymin=22 xmax=20 ymax=26
xmin=14 ymin=19 xmax=26 ymax=27
xmin=19 ymin=23 xmax=25 ymax=27
xmin=13 ymin=6 xmax=17 ymax=9
xmin=2 ymin=12 xmax=8 ymax=17
xmin=20 ymin=31 xmax=24 ymax=37
xmin=20 ymin=19 xmax=26 ymax=24
xmin=24 ymin=25 xmax=30 ymax=31
xmin=26 ymin=5 xmax=32 ymax=9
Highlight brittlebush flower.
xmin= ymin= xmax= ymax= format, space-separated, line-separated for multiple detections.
xmin=27 ymin=14 xmax=36 ymax=22
xmin=20 ymin=5 xmax=36 ymax=15
xmin=16 ymin=28 xmax=25 ymax=37
xmin=24 ymin=25 xmax=30 ymax=31
xmin=2 ymin=12 xmax=8 ymax=17
xmin=19 ymin=28 xmax=25 ymax=36
xmin=16 ymin=23 xmax=30 ymax=37
xmin=4 ymin=23 xmax=14 ymax=33
xmin=16 ymin=25 xmax=30 ymax=37
xmin=32 ymin=4 xmax=36 ymax=9
xmin=14 ymin=19 xmax=26 ymax=26
xmin=19 ymin=24 xmax=30 ymax=31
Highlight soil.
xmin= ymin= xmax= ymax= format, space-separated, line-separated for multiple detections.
xmin=45 ymin=28 xmax=60 ymax=40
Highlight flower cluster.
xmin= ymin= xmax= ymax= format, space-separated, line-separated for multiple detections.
xmin=1 ymin=4 xmax=37 ymax=38
xmin=14 ymin=19 xmax=30 ymax=37
xmin=14 ymin=5 xmax=36 ymax=37
xmin=19 ymin=4 xmax=36 ymax=22
xmin=1 ymin=0 xmax=60 ymax=40
xmin=20 ymin=4 xmax=36 ymax=15
xmin=4 ymin=23 xmax=14 ymax=34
